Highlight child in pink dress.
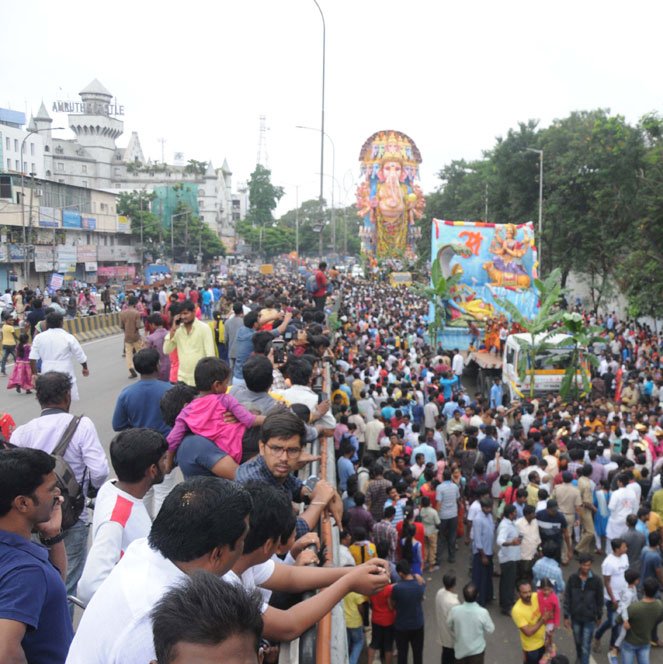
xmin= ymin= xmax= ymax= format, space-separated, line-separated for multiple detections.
xmin=536 ymin=577 xmax=560 ymax=663
xmin=7 ymin=334 xmax=33 ymax=394
xmin=166 ymin=357 xmax=265 ymax=479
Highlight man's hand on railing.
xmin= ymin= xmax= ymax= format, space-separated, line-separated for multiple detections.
xmin=290 ymin=532 xmax=320 ymax=560
xmin=295 ymin=549 xmax=321 ymax=566
xmin=346 ymin=560 xmax=391 ymax=596
xmin=291 ymin=451 xmax=322 ymax=472
xmin=310 ymin=480 xmax=343 ymax=526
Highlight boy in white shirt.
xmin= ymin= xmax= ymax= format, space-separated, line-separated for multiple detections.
xmin=77 ymin=428 xmax=168 ymax=604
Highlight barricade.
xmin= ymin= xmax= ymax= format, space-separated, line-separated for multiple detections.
xmin=63 ymin=313 xmax=122 ymax=342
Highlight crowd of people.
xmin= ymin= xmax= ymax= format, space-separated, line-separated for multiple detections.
xmin=0 ymin=261 xmax=662 ymax=664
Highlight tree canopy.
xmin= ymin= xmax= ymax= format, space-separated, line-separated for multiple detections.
xmin=421 ymin=109 xmax=663 ymax=316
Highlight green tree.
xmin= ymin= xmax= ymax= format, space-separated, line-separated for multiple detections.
xmin=414 ymin=258 xmax=462 ymax=343
xmin=184 ymin=159 xmax=208 ymax=176
xmin=245 ymin=165 xmax=284 ymax=229
xmin=170 ymin=203 xmax=225 ymax=263
xmin=618 ymin=114 xmax=663 ymax=319
xmin=117 ymin=190 xmax=163 ymax=259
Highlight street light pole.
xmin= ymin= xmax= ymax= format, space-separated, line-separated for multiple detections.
xmin=525 ymin=147 xmax=543 ymax=273
xmin=296 ymin=125 xmax=335 ymax=252
xmin=312 ymin=0 xmax=326 ymax=259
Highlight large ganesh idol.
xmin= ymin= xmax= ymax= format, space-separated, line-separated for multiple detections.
xmin=355 ymin=130 xmax=425 ymax=259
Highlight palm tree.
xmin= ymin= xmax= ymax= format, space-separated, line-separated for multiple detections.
xmin=558 ymin=312 xmax=604 ymax=400
xmin=416 ymin=258 xmax=462 ymax=345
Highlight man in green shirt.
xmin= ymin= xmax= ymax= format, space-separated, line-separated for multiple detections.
xmin=447 ymin=582 xmax=495 ymax=663
xmin=621 ymin=577 xmax=663 ymax=663
xmin=163 ymin=301 xmax=215 ymax=386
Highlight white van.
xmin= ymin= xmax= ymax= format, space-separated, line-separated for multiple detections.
xmin=502 ymin=332 xmax=579 ymax=401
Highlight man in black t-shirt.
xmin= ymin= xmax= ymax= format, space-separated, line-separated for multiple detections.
xmin=536 ymin=500 xmax=571 ymax=564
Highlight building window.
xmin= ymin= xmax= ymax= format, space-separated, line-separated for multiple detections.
xmin=31 ymin=163 xmax=35 ymax=173
xmin=57 ymin=163 xmax=64 ymax=171
xmin=5 ymin=137 xmax=9 ymax=151
xmin=6 ymin=158 xmax=10 ymax=170
xmin=82 ymin=165 xmax=87 ymax=174
xmin=30 ymin=144 xmax=35 ymax=156
xmin=15 ymin=160 xmax=19 ymax=170
xmin=114 ymin=167 xmax=120 ymax=175
xmin=22 ymin=161 xmax=27 ymax=172
xmin=44 ymin=145 xmax=50 ymax=152
xmin=14 ymin=139 xmax=18 ymax=152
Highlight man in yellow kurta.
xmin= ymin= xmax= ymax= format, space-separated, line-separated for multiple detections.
xmin=163 ymin=301 xmax=215 ymax=386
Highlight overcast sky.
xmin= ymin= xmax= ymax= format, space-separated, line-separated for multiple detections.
xmin=3 ymin=0 xmax=662 ymax=216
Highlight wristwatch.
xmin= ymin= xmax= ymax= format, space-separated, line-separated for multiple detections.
xmin=39 ymin=530 xmax=65 ymax=547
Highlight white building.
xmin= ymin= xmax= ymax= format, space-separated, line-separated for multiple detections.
xmin=25 ymin=78 xmax=244 ymax=248
xmin=0 ymin=108 xmax=46 ymax=179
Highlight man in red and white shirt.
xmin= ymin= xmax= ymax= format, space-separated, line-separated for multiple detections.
xmin=77 ymin=428 xmax=168 ymax=604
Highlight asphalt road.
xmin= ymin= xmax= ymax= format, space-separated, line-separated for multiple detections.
xmin=3 ymin=332 xmax=127 ymax=454
xmin=3 ymin=335 xmax=663 ymax=663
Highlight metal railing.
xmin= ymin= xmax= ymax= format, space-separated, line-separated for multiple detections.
xmin=296 ymin=366 xmax=346 ymax=664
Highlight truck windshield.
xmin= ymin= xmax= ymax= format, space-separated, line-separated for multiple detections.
xmin=531 ymin=349 xmax=574 ymax=371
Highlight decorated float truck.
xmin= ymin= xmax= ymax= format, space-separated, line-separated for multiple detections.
xmin=431 ymin=220 xmax=580 ymax=403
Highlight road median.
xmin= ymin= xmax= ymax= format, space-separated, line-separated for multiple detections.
xmin=63 ymin=313 xmax=123 ymax=342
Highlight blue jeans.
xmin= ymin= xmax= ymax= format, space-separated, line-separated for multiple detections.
xmin=595 ymin=599 xmax=619 ymax=647
xmin=63 ymin=520 xmax=89 ymax=615
xmin=620 ymin=640 xmax=650 ymax=664
xmin=346 ymin=626 xmax=364 ymax=664
xmin=572 ymin=620 xmax=596 ymax=664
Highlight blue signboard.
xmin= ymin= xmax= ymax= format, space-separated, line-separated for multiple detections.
xmin=62 ymin=210 xmax=82 ymax=229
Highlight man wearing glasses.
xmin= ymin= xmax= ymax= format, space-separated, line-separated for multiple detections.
xmin=236 ymin=410 xmax=343 ymax=537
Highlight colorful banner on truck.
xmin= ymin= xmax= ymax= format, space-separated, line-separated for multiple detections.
xmin=431 ymin=219 xmax=540 ymax=325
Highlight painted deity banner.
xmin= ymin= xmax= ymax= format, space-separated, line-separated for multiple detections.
xmin=355 ymin=130 xmax=425 ymax=260
xmin=431 ymin=219 xmax=540 ymax=324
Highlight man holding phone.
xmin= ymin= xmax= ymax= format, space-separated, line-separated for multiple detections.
xmin=163 ymin=301 xmax=215 ymax=386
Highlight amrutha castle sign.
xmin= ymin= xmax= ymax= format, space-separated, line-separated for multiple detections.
xmin=51 ymin=100 xmax=125 ymax=116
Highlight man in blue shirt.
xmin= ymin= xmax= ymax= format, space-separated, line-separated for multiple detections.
xmin=0 ymin=448 xmax=74 ymax=663
xmin=411 ymin=437 xmax=437 ymax=467
xmin=471 ymin=497 xmax=496 ymax=607
xmin=112 ymin=348 xmax=172 ymax=437
xmin=337 ymin=441 xmax=357 ymax=494
xmin=490 ymin=377 xmax=504 ymax=409
xmin=388 ymin=559 xmax=426 ymax=663
xmin=439 ymin=373 xmax=459 ymax=401
xmin=201 ymin=288 xmax=213 ymax=319
xmin=442 ymin=397 xmax=460 ymax=420
xmin=478 ymin=425 xmax=500 ymax=463
xmin=233 ymin=310 xmax=291 ymax=387
xmin=112 ymin=347 xmax=175 ymax=518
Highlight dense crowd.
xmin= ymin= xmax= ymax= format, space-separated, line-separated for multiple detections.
xmin=0 ymin=262 xmax=662 ymax=664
